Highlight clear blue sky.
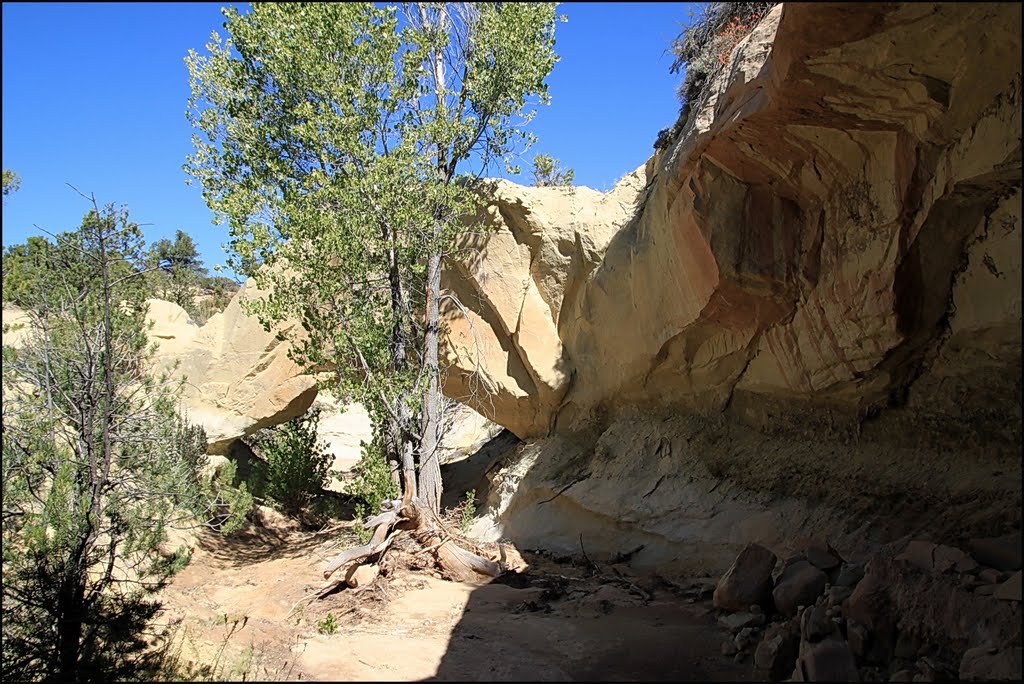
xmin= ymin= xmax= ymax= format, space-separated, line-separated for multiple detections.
xmin=3 ymin=2 xmax=700 ymax=278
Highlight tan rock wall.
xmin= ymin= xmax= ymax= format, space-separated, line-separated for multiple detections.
xmin=443 ymin=3 xmax=1022 ymax=441
xmin=148 ymin=279 xmax=316 ymax=454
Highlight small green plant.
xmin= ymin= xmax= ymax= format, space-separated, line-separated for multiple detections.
xmin=532 ymin=153 xmax=575 ymax=187
xmin=346 ymin=434 xmax=399 ymax=540
xmin=248 ymin=406 xmax=332 ymax=516
xmin=459 ymin=489 xmax=477 ymax=534
xmin=317 ymin=613 xmax=339 ymax=635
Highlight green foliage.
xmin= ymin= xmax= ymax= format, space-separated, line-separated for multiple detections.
xmin=317 ymin=613 xmax=339 ymax=636
xmin=0 ymin=204 xmax=250 ymax=681
xmin=3 ymin=168 xmax=21 ymax=197
xmin=459 ymin=489 xmax=477 ymax=533
xmin=145 ymin=229 xmax=208 ymax=314
xmin=346 ymin=433 xmax=400 ymax=530
xmin=2 ymin=236 xmax=55 ymax=307
xmin=0 ymin=203 xmax=233 ymax=682
xmin=669 ymin=2 xmax=775 ymax=121
xmin=186 ymin=2 xmax=562 ymax=514
xmin=531 ymin=154 xmax=575 ymax=187
xmin=247 ymin=406 xmax=332 ymax=516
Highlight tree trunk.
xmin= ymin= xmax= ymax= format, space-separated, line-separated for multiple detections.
xmin=418 ymin=249 xmax=443 ymax=515
xmin=56 ymin=583 xmax=84 ymax=680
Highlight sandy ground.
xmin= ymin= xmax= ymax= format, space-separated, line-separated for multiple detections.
xmin=156 ymin=517 xmax=759 ymax=682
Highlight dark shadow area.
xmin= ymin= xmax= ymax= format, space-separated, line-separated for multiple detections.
xmin=440 ymin=428 xmax=521 ymax=511
xmin=426 ymin=552 xmax=759 ymax=682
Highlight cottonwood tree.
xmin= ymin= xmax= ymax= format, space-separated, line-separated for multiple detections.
xmin=186 ymin=2 xmax=560 ymax=582
xmin=1 ymin=199 xmax=244 ymax=681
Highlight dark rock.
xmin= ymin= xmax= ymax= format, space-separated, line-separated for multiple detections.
xmin=754 ymin=621 xmax=800 ymax=681
xmin=894 ymin=629 xmax=922 ymax=660
xmin=800 ymin=604 xmax=835 ymax=643
xmin=958 ymin=573 xmax=979 ymax=589
xmin=796 ymin=636 xmax=860 ymax=681
xmin=889 ymin=669 xmax=916 ymax=682
xmin=722 ymin=640 xmax=738 ymax=656
xmin=775 ymin=560 xmax=829 ymax=617
xmin=974 ymin=584 xmax=996 ymax=596
xmin=845 ymin=555 xmax=1021 ymax=667
xmin=979 ymin=568 xmax=1009 ymax=584
xmin=719 ymin=611 xmax=766 ymax=632
xmin=993 ymin=571 xmax=1021 ymax=601
xmin=803 ymin=538 xmax=843 ymax=572
xmin=735 ymin=626 xmax=759 ymax=650
xmin=835 ymin=562 xmax=866 ymax=588
xmin=714 ymin=543 xmax=778 ymax=613
xmin=828 ymin=585 xmax=854 ymax=607
xmin=846 ymin=619 xmax=869 ymax=659
xmin=968 ymin=535 xmax=1023 ymax=572
xmin=955 ymin=555 xmax=980 ymax=574
xmin=896 ymin=541 xmax=972 ymax=574
xmin=959 ymin=644 xmax=1023 ymax=681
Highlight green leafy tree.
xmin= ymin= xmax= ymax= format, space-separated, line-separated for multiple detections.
xmin=186 ymin=2 xmax=561 ymax=534
xmin=531 ymin=153 xmax=575 ymax=187
xmin=3 ymin=168 xmax=22 ymax=198
xmin=1 ymin=199 xmax=247 ymax=681
xmin=2 ymin=236 xmax=56 ymax=307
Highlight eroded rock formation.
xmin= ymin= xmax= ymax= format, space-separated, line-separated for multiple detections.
xmin=446 ymin=2 xmax=1021 ymax=583
xmin=147 ymin=280 xmax=317 ymax=454
xmin=442 ymin=2 xmax=1022 ymax=443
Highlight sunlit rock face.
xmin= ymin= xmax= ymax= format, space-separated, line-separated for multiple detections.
xmin=444 ymin=2 xmax=1021 ymax=443
xmin=147 ymin=280 xmax=316 ymax=454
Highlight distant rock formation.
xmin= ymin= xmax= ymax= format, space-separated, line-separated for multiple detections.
xmin=146 ymin=279 xmax=317 ymax=454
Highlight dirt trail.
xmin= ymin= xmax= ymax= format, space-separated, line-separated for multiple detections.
xmin=157 ymin=518 xmax=757 ymax=682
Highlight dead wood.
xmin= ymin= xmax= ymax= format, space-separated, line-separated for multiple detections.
xmin=323 ymin=521 xmax=396 ymax=579
xmin=344 ymin=563 xmax=380 ymax=588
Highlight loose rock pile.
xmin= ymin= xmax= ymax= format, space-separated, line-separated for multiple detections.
xmin=712 ymin=535 xmax=1022 ymax=681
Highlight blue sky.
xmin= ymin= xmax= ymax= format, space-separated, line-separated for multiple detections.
xmin=3 ymin=2 xmax=700 ymax=277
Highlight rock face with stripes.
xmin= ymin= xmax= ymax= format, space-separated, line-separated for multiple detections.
xmin=442 ymin=2 xmax=1021 ymax=443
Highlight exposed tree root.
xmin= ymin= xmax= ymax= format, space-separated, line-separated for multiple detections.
xmin=321 ymin=492 xmax=501 ymax=589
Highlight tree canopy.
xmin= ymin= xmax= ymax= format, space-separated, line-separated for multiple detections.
xmin=186 ymin=2 xmax=561 ymax=519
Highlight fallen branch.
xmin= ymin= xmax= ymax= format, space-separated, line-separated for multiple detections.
xmin=323 ymin=524 xmax=398 ymax=579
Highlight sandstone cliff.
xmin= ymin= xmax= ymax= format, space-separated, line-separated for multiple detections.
xmin=443 ymin=2 xmax=1021 ymax=444
xmin=442 ymin=2 xmax=1021 ymax=569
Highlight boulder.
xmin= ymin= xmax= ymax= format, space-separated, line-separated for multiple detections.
xmin=147 ymin=282 xmax=317 ymax=454
xmin=719 ymin=611 xmax=766 ymax=633
xmin=754 ymin=620 xmax=800 ymax=681
xmin=792 ymin=636 xmax=859 ymax=682
xmin=993 ymin=571 xmax=1022 ymax=602
xmin=713 ymin=543 xmax=778 ymax=612
xmin=959 ymin=645 xmax=1023 ymax=681
xmin=969 ymin=535 xmax=1023 ymax=572
xmin=896 ymin=540 xmax=973 ymax=574
xmin=773 ymin=560 xmax=828 ymax=617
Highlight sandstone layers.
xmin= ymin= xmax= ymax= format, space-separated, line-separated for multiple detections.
xmin=453 ymin=2 xmax=1021 ymax=580
xmin=441 ymin=2 xmax=1021 ymax=443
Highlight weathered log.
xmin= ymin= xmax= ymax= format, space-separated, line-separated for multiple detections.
xmin=364 ymin=511 xmax=398 ymax=529
xmin=344 ymin=563 xmax=380 ymax=588
xmin=323 ymin=521 xmax=394 ymax=579
xmin=434 ymin=537 xmax=502 ymax=582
